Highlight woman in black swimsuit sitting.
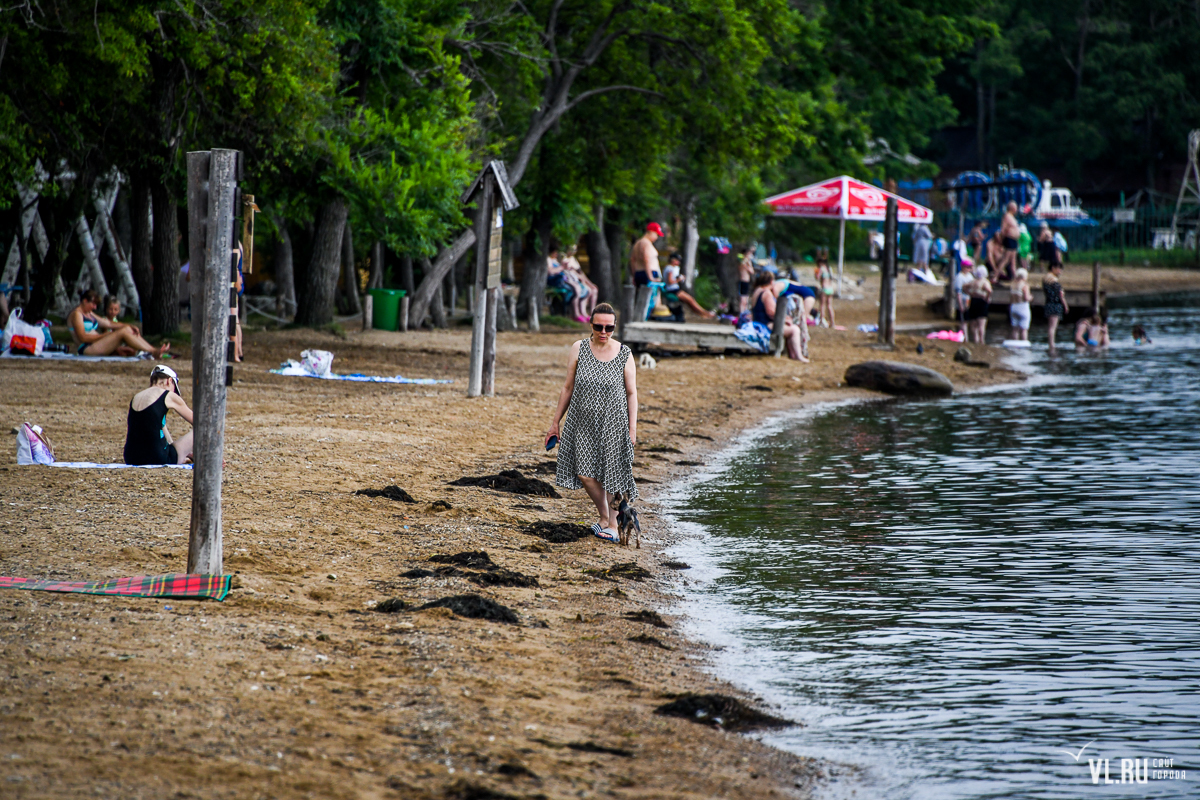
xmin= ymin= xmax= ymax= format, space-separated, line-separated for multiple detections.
xmin=124 ymin=365 xmax=194 ymax=465
xmin=748 ymin=271 xmax=809 ymax=361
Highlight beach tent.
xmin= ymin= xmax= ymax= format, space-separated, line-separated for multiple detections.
xmin=765 ymin=175 xmax=934 ymax=293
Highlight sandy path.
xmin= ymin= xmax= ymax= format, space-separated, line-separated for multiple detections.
xmin=1 ymin=267 xmax=1193 ymax=799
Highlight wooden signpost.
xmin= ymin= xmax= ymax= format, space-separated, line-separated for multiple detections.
xmin=878 ymin=197 xmax=898 ymax=347
xmin=462 ymin=161 xmax=518 ymax=398
xmin=185 ymin=148 xmax=241 ymax=575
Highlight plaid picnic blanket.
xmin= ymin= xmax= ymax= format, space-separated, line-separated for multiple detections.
xmin=0 ymin=573 xmax=231 ymax=601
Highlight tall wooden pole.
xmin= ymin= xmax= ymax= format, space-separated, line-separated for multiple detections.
xmin=483 ymin=286 xmax=498 ymax=396
xmin=1091 ymin=259 xmax=1101 ymax=315
xmin=468 ymin=173 xmax=494 ymax=397
xmin=878 ymin=197 xmax=897 ymax=347
xmin=187 ymin=149 xmax=237 ymax=575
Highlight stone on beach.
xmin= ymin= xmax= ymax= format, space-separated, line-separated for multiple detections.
xmin=844 ymin=360 xmax=954 ymax=397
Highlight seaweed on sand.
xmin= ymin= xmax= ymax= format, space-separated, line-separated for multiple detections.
xmin=624 ymin=610 xmax=670 ymax=628
xmin=374 ymin=597 xmax=409 ymax=613
xmin=355 ymin=485 xmax=417 ymax=503
xmin=583 ymin=562 xmax=652 ymax=582
xmin=430 ymin=551 xmax=496 ymax=570
xmin=523 ymin=522 xmax=591 ymax=543
xmin=628 ymin=634 xmax=672 ymax=650
xmin=654 ymin=693 xmax=794 ymax=731
xmin=449 ymin=470 xmax=561 ymax=498
xmin=416 ymin=594 xmax=520 ymax=624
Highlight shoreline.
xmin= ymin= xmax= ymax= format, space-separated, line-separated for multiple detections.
xmin=0 ymin=272 xmax=1184 ymax=798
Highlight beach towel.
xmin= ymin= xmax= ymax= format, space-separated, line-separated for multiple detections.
xmin=1 ymin=350 xmax=147 ymax=362
xmin=927 ymin=330 xmax=966 ymax=342
xmin=47 ymin=462 xmax=192 ymax=469
xmin=0 ymin=573 xmax=231 ymax=601
xmin=271 ymin=362 xmax=452 ymax=385
xmin=733 ymin=321 xmax=771 ymax=353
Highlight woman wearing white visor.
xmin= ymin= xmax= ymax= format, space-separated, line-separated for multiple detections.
xmin=124 ymin=365 xmax=194 ymax=465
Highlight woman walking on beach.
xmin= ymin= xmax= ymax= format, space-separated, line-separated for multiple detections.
xmin=546 ymin=303 xmax=638 ymax=542
xmin=1043 ymin=263 xmax=1068 ymax=348
xmin=965 ymin=266 xmax=992 ymax=344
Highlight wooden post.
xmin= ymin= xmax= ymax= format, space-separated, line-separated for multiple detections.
xmin=619 ymin=284 xmax=635 ymax=339
xmin=878 ymin=197 xmax=897 ymax=347
xmin=362 ymin=293 xmax=373 ymax=331
xmin=399 ymin=295 xmax=410 ymax=332
xmin=468 ymin=172 xmax=494 ymax=396
xmin=483 ymin=286 xmax=499 ymax=396
xmin=186 ymin=149 xmax=238 ymax=576
xmin=506 ymin=294 xmax=517 ymax=330
xmin=1091 ymin=259 xmax=1101 ymax=315
xmin=771 ymin=293 xmax=789 ymax=357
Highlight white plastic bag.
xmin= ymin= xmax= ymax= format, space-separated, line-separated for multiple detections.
xmin=300 ymin=349 xmax=334 ymax=377
xmin=16 ymin=422 xmax=55 ymax=465
xmin=2 ymin=308 xmax=47 ymax=356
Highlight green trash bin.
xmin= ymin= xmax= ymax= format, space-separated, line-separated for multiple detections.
xmin=368 ymin=288 xmax=404 ymax=331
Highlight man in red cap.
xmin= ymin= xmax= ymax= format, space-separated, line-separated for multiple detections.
xmin=631 ymin=222 xmax=664 ymax=287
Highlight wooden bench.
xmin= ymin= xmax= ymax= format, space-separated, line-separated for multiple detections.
xmin=620 ymin=286 xmax=802 ymax=357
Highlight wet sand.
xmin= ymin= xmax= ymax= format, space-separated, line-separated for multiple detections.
xmin=1 ymin=266 xmax=1193 ymax=799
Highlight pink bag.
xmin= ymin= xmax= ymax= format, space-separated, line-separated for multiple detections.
xmin=16 ymin=422 xmax=55 ymax=465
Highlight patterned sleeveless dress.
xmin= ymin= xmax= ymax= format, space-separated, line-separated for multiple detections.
xmin=556 ymin=341 xmax=638 ymax=500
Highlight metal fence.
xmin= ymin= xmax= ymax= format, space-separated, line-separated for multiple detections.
xmin=935 ymin=207 xmax=1198 ymax=255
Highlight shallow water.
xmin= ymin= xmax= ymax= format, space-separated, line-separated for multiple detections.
xmin=664 ymin=305 xmax=1200 ymax=799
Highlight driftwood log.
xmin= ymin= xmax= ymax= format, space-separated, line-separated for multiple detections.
xmin=844 ymin=360 xmax=954 ymax=397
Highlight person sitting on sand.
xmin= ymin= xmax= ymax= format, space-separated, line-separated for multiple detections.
xmin=1132 ymin=325 xmax=1152 ymax=345
xmin=749 ymin=271 xmax=809 ymax=362
xmin=545 ymin=303 xmax=637 ymax=542
xmin=68 ymin=290 xmax=169 ymax=357
xmin=1074 ymin=311 xmax=1110 ymax=348
xmin=124 ymin=365 xmax=193 ymax=465
xmin=663 ymin=252 xmax=715 ymax=319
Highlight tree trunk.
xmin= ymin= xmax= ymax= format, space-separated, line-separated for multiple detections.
xmin=146 ymin=181 xmax=180 ymax=335
xmin=114 ymin=185 xmax=133 ymax=264
xmin=273 ymin=214 xmax=296 ymax=317
xmin=130 ymin=173 xmax=153 ymax=311
xmin=429 ymin=278 xmax=446 ymax=329
xmin=341 ymin=218 xmax=360 ymax=315
xmin=589 ymin=203 xmax=615 ymax=304
xmin=605 ymin=214 xmax=626 ymax=291
xmin=368 ymin=240 xmax=384 ymax=290
xmin=683 ymin=201 xmax=699 ymax=290
xmin=400 ymin=254 xmax=414 ymax=297
xmin=25 ymin=195 xmax=77 ymax=323
xmin=518 ymin=213 xmax=552 ymax=327
xmin=975 ymin=66 xmax=986 ymax=170
xmin=296 ymin=197 xmax=349 ymax=326
xmin=716 ymin=250 xmax=738 ymax=309
xmin=407 ymin=230 xmax=475 ymax=329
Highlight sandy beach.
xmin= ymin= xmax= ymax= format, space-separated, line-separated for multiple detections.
xmin=1 ymin=266 xmax=1195 ymax=799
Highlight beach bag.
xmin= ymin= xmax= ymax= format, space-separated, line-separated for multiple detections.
xmin=16 ymin=422 xmax=55 ymax=465
xmin=2 ymin=308 xmax=46 ymax=356
xmin=8 ymin=335 xmax=39 ymax=356
xmin=300 ymin=349 xmax=334 ymax=377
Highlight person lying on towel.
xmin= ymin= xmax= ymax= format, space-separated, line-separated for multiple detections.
xmin=124 ymin=365 xmax=194 ymax=465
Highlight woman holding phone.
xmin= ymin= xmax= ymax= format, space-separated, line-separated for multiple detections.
xmin=545 ymin=303 xmax=638 ymax=542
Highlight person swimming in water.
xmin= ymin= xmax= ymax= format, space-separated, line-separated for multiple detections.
xmin=1132 ymin=325 xmax=1152 ymax=345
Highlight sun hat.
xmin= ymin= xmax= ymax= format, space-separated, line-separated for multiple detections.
xmin=974 ymin=266 xmax=988 ymax=279
xmin=151 ymin=364 xmax=180 ymax=395
xmin=1016 ymin=267 xmax=1028 ymax=280
xmin=646 ymin=222 xmax=664 ymax=237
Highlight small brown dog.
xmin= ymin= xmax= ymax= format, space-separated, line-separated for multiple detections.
xmin=610 ymin=492 xmax=641 ymax=548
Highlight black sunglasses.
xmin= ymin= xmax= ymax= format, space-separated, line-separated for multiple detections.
xmin=592 ymin=323 xmax=616 ymax=333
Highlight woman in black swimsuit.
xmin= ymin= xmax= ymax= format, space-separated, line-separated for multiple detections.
xmin=1042 ymin=263 xmax=1068 ymax=349
xmin=124 ymin=365 xmax=195 ymax=465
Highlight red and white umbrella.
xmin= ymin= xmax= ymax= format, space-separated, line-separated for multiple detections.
xmin=765 ymin=175 xmax=933 ymax=292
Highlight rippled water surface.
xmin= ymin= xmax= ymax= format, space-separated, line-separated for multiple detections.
xmin=664 ymin=304 xmax=1200 ymax=799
